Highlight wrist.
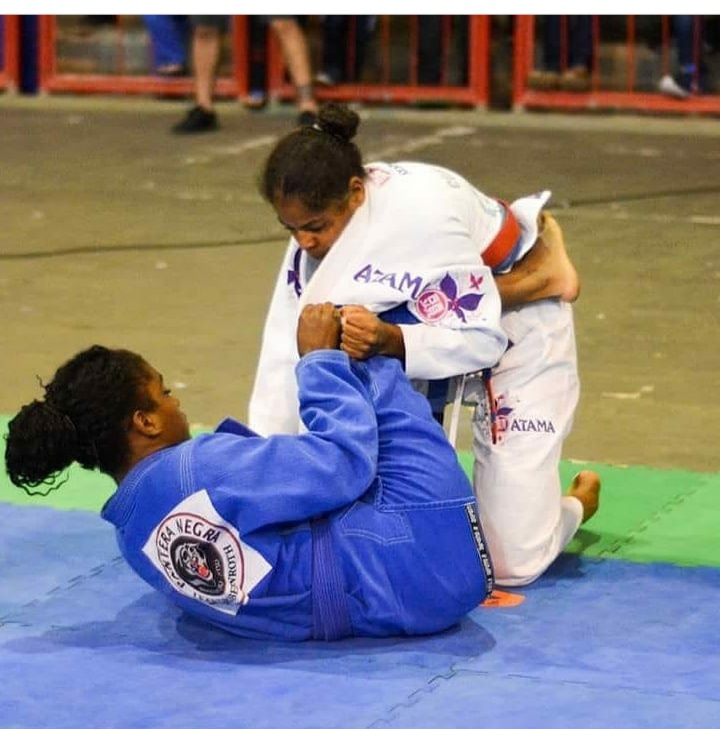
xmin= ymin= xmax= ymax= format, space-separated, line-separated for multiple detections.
xmin=378 ymin=322 xmax=406 ymax=361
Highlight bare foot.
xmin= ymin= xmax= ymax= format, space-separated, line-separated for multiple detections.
xmin=566 ymin=470 xmax=601 ymax=523
xmin=538 ymin=213 xmax=580 ymax=303
xmin=495 ymin=212 xmax=580 ymax=308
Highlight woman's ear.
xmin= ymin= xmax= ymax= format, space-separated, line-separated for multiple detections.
xmin=347 ymin=176 xmax=366 ymax=210
xmin=131 ymin=409 xmax=161 ymax=437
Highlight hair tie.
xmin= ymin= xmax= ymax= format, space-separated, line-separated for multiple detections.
xmin=310 ymin=122 xmax=346 ymax=144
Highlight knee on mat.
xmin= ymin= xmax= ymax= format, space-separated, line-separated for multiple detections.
xmin=488 ymin=548 xmax=551 ymax=587
xmin=493 ymin=564 xmax=544 ymax=588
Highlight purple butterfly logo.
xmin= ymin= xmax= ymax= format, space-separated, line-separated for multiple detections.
xmin=439 ymin=273 xmax=484 ymax=323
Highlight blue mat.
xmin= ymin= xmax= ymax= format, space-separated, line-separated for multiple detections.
xmin=1 ymin=504 xmax=719 ymax=729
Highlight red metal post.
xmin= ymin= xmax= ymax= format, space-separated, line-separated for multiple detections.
xmin=37 ymin=15 xmax=56 ymax=93
xmin=380 ymin=16 xmax=391 ymax=86
xmin=692 ymin=15 xmax=701 ymax=90
xmin=591 ymin=15 xmax=600 ymax=90
xmin=1 ymin=15 xmax=20 ymax=90
xmin=231 ymin=15 xmax=249 ymax=99
xmin=660 ymin=15 xmax=670 ymax=77
xmin=626 ymin=16 xmax=636 ymax=92
xmin=409 ymin=15 xmax=418 ymax=86
xmin=560 ymin=15 xmax=568 ymax=71
xmin=440 ymin=16 xmax=451 ymax=87
xmin=467 ymin=16 xmax=490 ymax=107
xmin=511 ymin=15 xmax=532 ymax=108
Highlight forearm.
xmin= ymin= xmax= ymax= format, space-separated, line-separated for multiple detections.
xmin=296 ymin=303 xmax=378 ymax=492
xmin=295 ymin=350 xmax=379 ymax=501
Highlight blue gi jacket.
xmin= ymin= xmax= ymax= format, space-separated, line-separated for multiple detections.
xmin=102 ymin=351 xmax=492 ymax=640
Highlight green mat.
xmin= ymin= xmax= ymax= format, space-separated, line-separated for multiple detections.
xmin=2 ymin=416 xmax=718 ymax=568
xmin=458 ymin=452 xmax=720 ymax=568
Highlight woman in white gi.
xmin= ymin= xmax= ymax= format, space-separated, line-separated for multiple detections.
xmin=5 ymin=304 xmax=493 ymax=641
xmin=250 ymin=102 xmax=600 ymax=587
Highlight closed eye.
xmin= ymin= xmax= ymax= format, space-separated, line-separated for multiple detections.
xmin=280 ymin=219 xmax=328 ymax=234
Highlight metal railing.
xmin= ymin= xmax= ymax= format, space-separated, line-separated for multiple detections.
xmin=512 ymin=15 xmax=720 ymax=116
xmin=266 ymin=16 xmax=491 ymax=108
xmin=22 ymin=15 xmax=720 ymax=117
xmin=33 ymin=15 xmax=491 ymax=108
xmin=36 ymin=15 xmax=248 ymax=98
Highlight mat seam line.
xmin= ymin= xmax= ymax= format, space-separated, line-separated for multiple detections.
xmin=0 ymin=555 xmax=125 ymax=629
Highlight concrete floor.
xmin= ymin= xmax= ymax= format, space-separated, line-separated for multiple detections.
xmin=1 ymin=95 xmax=718 ymax=471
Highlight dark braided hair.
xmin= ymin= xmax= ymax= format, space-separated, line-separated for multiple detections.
xmin=260 ymin=101 xmax=366 ymax=212
xmin=5 ymin=345 xmax=154 ymax=493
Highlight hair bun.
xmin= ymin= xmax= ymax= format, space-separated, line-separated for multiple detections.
xmin=5 ymin=400 xmax=80 ymax=490
xmin=316 ymin=102 xmax=360 ymax=143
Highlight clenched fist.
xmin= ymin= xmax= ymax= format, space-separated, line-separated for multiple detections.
xmin=339 ymin=305 xmax=406 ymax=362
xmin=297 ymin=303 xmax=342 ymax=356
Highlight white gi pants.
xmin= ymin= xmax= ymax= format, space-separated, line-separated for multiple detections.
xmin=469 ymin=299 xmax=583 ymax=587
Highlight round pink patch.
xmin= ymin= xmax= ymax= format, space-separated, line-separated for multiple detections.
xmin=416 ymin=289 xmax=449 ymax=322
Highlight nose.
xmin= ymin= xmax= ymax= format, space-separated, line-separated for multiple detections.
xmin=294 ymin=231 xmax=317 ymax=250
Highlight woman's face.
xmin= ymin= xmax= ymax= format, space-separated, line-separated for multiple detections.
xmin=273 ymin=177 xmax=365 ymax=260
xmin=143 ymin=365 xmax=191 ymax=445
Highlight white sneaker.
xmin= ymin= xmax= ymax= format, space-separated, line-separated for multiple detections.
xmin=314 ymin=72 xmax=336 ymax=87
xmin=658 ymin=74 xmax=690 ymax=99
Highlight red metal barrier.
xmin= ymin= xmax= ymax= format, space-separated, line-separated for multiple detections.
xmin=29 ymin=14 xmax=720 ymax=116
xmin=34 ymin=15 xmax=491 ymax=108
xmin=36 ymin=15 xmax=248 ymax=98
xmin=264 ymin=15 xmax=491 ymax=108
xmin=0 ymin=15 xmax=20 ymax=92
xmin=512 ymin=15 xmax=720 ymax=116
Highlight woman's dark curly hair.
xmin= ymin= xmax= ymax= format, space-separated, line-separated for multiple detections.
xmin=5 ymin=345 xmax=154 ymax=493
xmin=260 ymin=101 xmax=366 ymax=212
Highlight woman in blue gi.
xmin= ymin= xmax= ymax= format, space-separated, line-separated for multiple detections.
xmin=5 ymin=303 xmax=493 ymax=641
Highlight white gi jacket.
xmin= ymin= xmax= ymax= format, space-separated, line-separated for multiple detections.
xmin=249 ymin=161 xmax=546 ymax=436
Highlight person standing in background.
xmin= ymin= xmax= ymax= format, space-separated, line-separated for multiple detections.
xmin=527 ymin=15 xmax=593 ymax=92
xmin=173 ymin=15 xmax=318 ymax=134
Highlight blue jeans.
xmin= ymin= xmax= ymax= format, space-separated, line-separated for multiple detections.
xmin=540 ymin=15 xmax=592 ymax=71
xmin=673 ymin=15 xmax=705 ymax=91
xmin=142 ymin=15 xmax=189 ymax=71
